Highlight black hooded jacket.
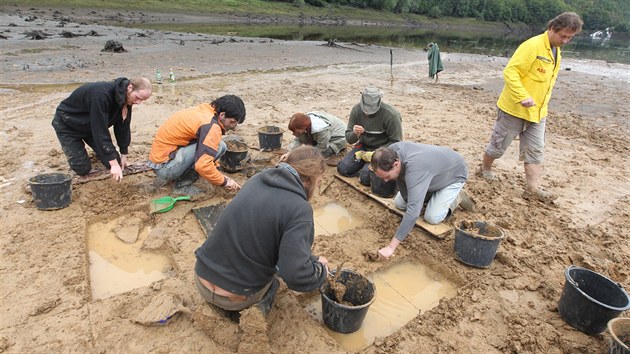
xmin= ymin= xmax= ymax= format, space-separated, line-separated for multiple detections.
xmin=194 ymin=166 xmax=327 ymax=296
xmin=55 ymin=77 xmax=131 ymax=162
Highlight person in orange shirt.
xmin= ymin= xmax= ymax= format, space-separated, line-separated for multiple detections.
xmin=148 ymin=95 xmax=246 ymax=193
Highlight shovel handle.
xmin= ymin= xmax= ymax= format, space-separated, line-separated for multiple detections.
xmin=173 ymin=196 xmax=191 ymax=202
xmin=331 ymin=261 xmax=346 ymax=282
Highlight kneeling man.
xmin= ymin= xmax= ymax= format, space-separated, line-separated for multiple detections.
xmin=371 ymin=142 xmax=473 ymax=259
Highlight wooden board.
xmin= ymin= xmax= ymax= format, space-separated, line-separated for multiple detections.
xmin=72 ymin=163 xmax=152 ymax=184
xmin=192 ymin=202 xmax=228 ymax=238
xmin=333 ymin=174 xmax=452 ymax=239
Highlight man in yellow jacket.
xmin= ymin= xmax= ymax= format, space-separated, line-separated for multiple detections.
xmin=148 ymin=95 xmax=245 ymax=193
xmin=479 ymin=12 xmax=583 ymax=203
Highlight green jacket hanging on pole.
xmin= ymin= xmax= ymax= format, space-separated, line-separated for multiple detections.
xmin=427 ymin=43 xmax=443 ymax=80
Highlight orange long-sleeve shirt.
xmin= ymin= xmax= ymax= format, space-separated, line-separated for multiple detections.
xmin=149 ymin=103 xmax=227 ymax=186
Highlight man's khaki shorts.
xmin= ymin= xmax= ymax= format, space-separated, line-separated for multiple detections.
xmin=485 ymin=108 xmax=546 ymax=164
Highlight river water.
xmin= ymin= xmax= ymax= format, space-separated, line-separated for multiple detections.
xmin=145 ymin=23 xmax=629 ymax=65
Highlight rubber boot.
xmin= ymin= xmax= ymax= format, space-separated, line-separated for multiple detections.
xmin=223 ymin=309 xmax=241 ymax=323
xmin=172 ymin=184 xmax=202 ymax=196
xmin=174 ymin=168 xmax=199 ymax=189
xmin=257 ymin=278 xmax=280 ymax=317
xmin=359 ymin=167 xmax=371 ymax=186
xmin=456 ymin=190 xmax=476 ymax=212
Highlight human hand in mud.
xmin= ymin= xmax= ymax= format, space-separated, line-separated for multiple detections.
xmin=520 ymin=98 xmax=536 ymax=108
xmin=109 ymin=160 xmax=123 ymax=182
xmin=378 ymin=238 xmax=400 ymax=260
xmin=352 ymin=125 xmax=365 ymax=137
xmin=362 ymin=248 xmax=391 ymax=262
xmin=279 ymin=153 xmax=289 ymax=162
xmin=224 ymin=177 xmax=241 ymax=192
xmin=377 ymin=246 xmax=395 ymax=259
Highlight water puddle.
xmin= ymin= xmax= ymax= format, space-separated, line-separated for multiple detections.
xmin=306 ymin=262 xmax=457 ymax=352
xmin=87 ymin=216 xmax=172 ymax=300
xmin=313 ymin=202 xmax=362 ymax=236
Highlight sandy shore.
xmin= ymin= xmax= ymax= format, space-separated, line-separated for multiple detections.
xmin=1 ymin=7 xmax=629 ymax=354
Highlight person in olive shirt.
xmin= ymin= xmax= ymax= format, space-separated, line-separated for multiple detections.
xmin=337 ymin=87 xmax=402 ymax=186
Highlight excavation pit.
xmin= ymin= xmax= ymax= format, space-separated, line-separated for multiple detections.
xmin=313 ymin=202 xmax=363 ymax=236
xmin=87 ymin=213 xmax=173 ymax=300
xmin=305 ymin=261 xmax=457 ymax=352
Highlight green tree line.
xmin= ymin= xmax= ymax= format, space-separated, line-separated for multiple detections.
xmin=275 ymin=0 xmax=629 ymax=31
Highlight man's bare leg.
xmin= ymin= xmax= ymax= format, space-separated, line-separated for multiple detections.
xmin=523 ymin=162 xmax=557 ymax=202
xmin=479 ymin=153 xmax=499 ymax=181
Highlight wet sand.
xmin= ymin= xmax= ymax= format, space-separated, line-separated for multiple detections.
xmin=1 ymin=6 xmax=629 ymax=354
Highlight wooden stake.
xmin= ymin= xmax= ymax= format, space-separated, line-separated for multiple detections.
xmin=390 ymin=48 xmax=393 ymax=79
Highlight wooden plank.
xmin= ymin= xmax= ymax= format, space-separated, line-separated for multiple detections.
xmin=333 ymin=174 xmax=452 ymax=239
xmin=72 ymin=162 xmax=152 ymax=184
xmin=192 ymin=202 xmax=228 ymax=238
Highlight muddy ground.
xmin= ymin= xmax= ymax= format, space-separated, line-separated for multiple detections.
xmin=1 ymin=6 xmax=629 ymax=354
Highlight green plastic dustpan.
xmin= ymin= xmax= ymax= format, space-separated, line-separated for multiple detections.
xmin=150 ymin=195 xmax=191 ymax=214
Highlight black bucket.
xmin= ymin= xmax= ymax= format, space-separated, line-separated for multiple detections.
xmin=320 ymin=269 xmax=376 ymax=334
xmin=29 ymin=172 xmax=72 ymax=210
xmin=257 ymin=125 xmax=283 ymax=151
xmin=369 ymin=169 xmax=397 ymax=198
xmin=454 ymin=221 xmax=505 ymax=268
xmin=220 ymin=140 xmax=249 ymax=172
xmin=608 ymin=317 xmax=630 ymax=354
xmin=558 ymin=265 xmax=630 ymax=335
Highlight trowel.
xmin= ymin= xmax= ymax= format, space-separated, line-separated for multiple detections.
xmin=150 ymin=195 xmax=191 ymax=214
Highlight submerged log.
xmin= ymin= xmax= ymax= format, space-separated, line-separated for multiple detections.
xmin=24 ymin=30 xmax=51 ymax=40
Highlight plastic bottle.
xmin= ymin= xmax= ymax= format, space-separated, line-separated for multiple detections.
xmin=156 ymin=69 xmax=163 ymax=84
xmin=168 ymin=68 xmax=175 ymax=82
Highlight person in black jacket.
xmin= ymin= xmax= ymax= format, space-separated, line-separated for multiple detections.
xmin=52 ymin=77 xmax=152 ymax=182
xmin=194 ymin=146 xmax=329 ymax=318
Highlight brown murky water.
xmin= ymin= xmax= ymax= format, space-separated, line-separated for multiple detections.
xmin=313 ymin=202 xmax=363 ymax=236
xmin=306 ymin=261 xmax=457 ymax=351
xmin=87 ymin=217 xmax=172 ymax=300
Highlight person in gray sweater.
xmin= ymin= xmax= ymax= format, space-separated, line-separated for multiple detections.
xmin=337 ymin=87 xmax=402 ymax=185
xmin=194 ymin=146 xmax=329 ymax=319
xmin=371 ymin=142 xmax=473 ymax=259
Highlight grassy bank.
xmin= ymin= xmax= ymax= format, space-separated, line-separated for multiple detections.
xmin=0 ymin=0 xmax=503 ymax=31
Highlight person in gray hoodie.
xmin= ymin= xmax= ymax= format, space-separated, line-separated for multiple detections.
xmin=194 ymin=146 xmax=329 ymax=319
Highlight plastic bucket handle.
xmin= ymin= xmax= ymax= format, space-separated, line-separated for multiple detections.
xmin=566 ymin=265 xmax=630 ymax=312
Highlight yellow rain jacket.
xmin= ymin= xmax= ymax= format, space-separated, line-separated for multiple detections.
xmin=497 ymin=31 xmax=561 ymax=123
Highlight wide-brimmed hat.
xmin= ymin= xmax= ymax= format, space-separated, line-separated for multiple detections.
xmin=360 ymin=87 xmax=383 ymax=115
